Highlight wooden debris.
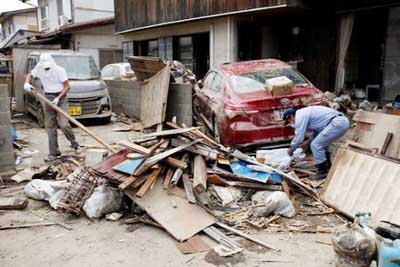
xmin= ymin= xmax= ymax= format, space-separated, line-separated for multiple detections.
xmin=124 ymin=217 xmax=164 ymax=229
xmin=136 ymin=166 xmax=163 ymax=198
xmin=130 ymin=127 xmax=200 ymax=141
xmin=216 ymin=222 xmax=280 ymax=252
xmin=171 ymin=153 xmax=190 ymax=185
xmin=182 ymin=174 xmax=196 ymax=204
xmin=0 ymin=197 xmax=28 ymax=210
xmin=193 ymin=155 xmax=207 ymax=194
xmin=176 ymin=235 xmax=210 ymax=254
xmin=0 ymin=222 xmax=58 ymax=230
xmin=119 ymin=140 xmax=187 ymax=169
xmin=163 ymin=168 xmax=175 ymax=189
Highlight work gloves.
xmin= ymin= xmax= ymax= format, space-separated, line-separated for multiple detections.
xmin=51 ymin=97 xmax=60 ymax=106
xmin=24 ymin=83 xmax=34 ymax=93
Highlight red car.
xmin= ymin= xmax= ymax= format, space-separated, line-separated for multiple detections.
xmin=194 ymin=59 xmax=326 ymax=147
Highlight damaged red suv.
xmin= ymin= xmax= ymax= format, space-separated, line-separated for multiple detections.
xmin=194 ymin=59 xmax=326 ymax=147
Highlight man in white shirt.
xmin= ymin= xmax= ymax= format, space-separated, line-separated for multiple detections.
xmin=24 ymin=53 xmax=80 ymax=161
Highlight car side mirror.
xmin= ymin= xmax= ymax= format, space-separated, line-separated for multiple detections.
xmin=197 ymin=79 xmax=203 ymax=89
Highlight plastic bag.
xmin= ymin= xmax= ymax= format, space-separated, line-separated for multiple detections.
xmin=258 ymin=148 xmax=292 ymax=169
xmin=82 ymin=185 xmax=123 ymax=220
xmin=252 ymin=191 xmax=295 ymax=218
xmin=24 ymin=179 xmax=67 ymax=201
xmin=49 ymin=189 xmax=66 ymax=209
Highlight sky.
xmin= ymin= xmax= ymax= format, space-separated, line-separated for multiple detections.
xmin=0 ymin=0 xmax=37 ymax=13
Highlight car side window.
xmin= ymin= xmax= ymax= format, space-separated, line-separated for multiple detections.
xmin=210 ymin=73 xmax=223 ymax=92
xmin=203 ymin=72 xmax=216 ymax=89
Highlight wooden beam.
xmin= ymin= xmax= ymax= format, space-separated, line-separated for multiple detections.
xmin=381 ymin=132 xmax=394 ymax=155
xmin=136 ymin=166 xmax=163 ymax=198
xmin=118 ymin=140 xmax=187 ymax=169
xmin=32 ymin=89 xmax=116 ymax=152
xmin=182 ymin=174 xmax=196 ymax=204
xmin=163 ymin=168 xmax=175 ymax=189
xmin=136 ymin=140 xmax=199 ymax=175
xmin=171 ymin=153 xmax=190 ymax=185
xmin=130 ymin=127 xmax=200 ymax=141
xmin=193 ymin=155 xmax=207 ymax=194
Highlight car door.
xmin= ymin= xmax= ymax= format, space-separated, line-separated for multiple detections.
xmin=195 ymin=71 xmax=216 ymax=120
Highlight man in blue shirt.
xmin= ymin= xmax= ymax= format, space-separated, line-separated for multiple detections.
xmin=283 ymin=106 xmax=350 ymax=179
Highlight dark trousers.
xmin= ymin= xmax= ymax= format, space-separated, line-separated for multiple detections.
xmin=43 ymin=94 xmax=78 ymax=156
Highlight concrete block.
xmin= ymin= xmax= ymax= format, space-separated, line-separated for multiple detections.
xmin=0 ymin=84 xmax=9 ymax=98
xmin=86 ymin=148 xmax=109 ymax=167
xmin=0 ymin=98 xmax=10 ymax=112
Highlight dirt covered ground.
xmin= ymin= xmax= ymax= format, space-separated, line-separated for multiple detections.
xmin=0 ymin=116 xmax=343 ymax=267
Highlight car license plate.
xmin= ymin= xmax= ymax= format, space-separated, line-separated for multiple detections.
xmin=273 ymin=109 xmax=284 ymax=121
xmin=68 ymin=106 xmax=82 ymax=116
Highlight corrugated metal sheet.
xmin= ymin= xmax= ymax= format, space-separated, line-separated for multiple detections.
xmin=115 ymin=0 xmax=289 ymax=33
xmin=322 ymin=147 xmax=400 ymax=227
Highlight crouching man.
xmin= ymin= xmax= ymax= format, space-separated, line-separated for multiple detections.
xmin=24 ymin=53 xmax=80 ymax=161
xmin=283 ymin=106 xmax=350 ymax=179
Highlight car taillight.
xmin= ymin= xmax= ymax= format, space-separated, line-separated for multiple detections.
xmin=224 ymin=107 xmax=258 ymax=119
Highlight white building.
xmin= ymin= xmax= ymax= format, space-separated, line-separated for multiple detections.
xmin=0 ymin=8 xmax=38 ymax=41
xmin=34 ymin=0 xmax=124 ymax=67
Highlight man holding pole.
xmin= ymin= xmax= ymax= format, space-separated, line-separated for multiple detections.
xmin=24 ymin=53 xmax=81 ymax=161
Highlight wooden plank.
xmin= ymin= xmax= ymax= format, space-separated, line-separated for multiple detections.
xmin=125 ymin=180 xmax=216 ymax=241
xmin=193 ymin=155 xmax=207 ymax=194
xmin=118 ymin=141 xmax=163 ymax=190
xmin=171 ymin=138 xmax=218 ymax=160
xmin=119 ymin=140 xmax=187 ymax=169
xmin=171 ymin=153 xmax=190 ymax=185
xmin=94 ymin=149 xmax=132 ymax=185
xmin=131 ymin=127 xmax=200 ymax=141
xmin=137 ymin=140 xmax=199 ymax=175
xmin=33 ymin=89 xmax=116 ymax=152
xmin=163 ymin=168 xmax=175 ymax=189
xmin=136 ymin=166 xmax=163 ymax=198
xmin=127 ymin=56 xmax=166 ymax=81
xmin=182 ymin=174 xmax=196 ymax=204
xmin=381 ymin=132 xmax=394 ymax=155
xmin=216 ymin=222 xmax=280 ymax=252
xmin=0 ymin=222 xmax=58 ymax=230
xmin=139 ymin=63 xmax=171 ymax=128
xmin=176 ymin=235 xmax=210 ymax=254
xmin=0 ymin=197 xmax=28 ymax=210
xmin=321 ymin=147 xmax=400 ymax=227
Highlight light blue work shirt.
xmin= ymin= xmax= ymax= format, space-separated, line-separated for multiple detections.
xmin=290 ymin=106 xmax=342 ymax=149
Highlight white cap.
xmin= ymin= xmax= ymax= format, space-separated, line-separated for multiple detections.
xmin=39 ymin=53 xmax=54 ymax=69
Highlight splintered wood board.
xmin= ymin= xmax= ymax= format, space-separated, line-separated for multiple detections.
xmin=93 ymin=149 xmax=132 ymax=184
xmin=321 ymin=147 xmax=400 ymax=227
xmin=126 ymin=181 xmax=215 ymax=241
xmin=140 ymin=64 xmax=171 ymax=128
xmin=353 ymin=110 xmax=400 ymax=159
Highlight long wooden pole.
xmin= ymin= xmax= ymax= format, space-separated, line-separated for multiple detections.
xmin=32 ymin=89 xmax=116 ymax=153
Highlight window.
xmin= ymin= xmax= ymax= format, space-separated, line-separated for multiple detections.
xmin=148 ymin=40 xmax=159 ymax=57
xmin=203 ymin=72 xmax=216 ymax=89
xmin=210 ymin=73 xmax=223 ymax=92
xmin=27 ymin=58 xmax=37 ymax=72
xmin=39 ymin=1 xmax=49 ymax=29
xmin=57 ymin=0 xmax=63 ymax=16
xmin=122 ymin=41 xmax=134 ymax=62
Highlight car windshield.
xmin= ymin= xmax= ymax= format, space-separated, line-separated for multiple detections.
xmin=52 ymin=55 xmax=100 ymax=80
xmin=228 ymin=68 xmax=309 ymax=94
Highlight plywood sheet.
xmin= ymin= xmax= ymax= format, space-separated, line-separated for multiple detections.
xmin=353 ymin=110 xmax=400 ymax=159
xmin=322 ymin=147 xmax=400 ymax=227
xmin=140 ymin=64 xmax=171 ymax=128
xmin=126 ymin=180 xmax=215 ymax=241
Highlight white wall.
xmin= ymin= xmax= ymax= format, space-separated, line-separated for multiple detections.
xmin=73 ymin=0 xmax=114 ymax=23
xmin=72 ymin=24 xmax=125 ymax=66
xmin=13 ymin=12 xmax=38 ymax=31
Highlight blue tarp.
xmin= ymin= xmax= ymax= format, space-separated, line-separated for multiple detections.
xmin=230 ymin=160 xmax=282 ymax=184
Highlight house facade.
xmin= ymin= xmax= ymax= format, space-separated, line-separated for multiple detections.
xmin=34 ymin=0 xmax=123 ymax=67
xmin=0 ymin=8 xmax=38 ymax=41
xmin=114 ymin=0 xmax=400 ymax=103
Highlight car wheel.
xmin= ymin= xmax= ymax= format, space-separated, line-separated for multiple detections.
xmin=213 ymin=117 xmax=221 ymax=144
xmin=37 ymin=106 xmax=45 ymax=128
